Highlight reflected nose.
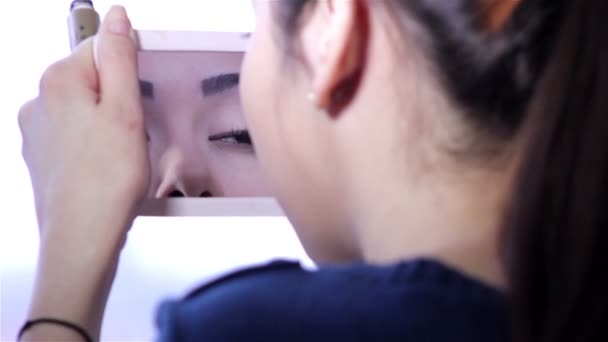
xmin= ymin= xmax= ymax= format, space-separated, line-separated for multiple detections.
xmin=168 ymin=190 xmax=213 ymax=198
xmin=155 ymin=148 xmax=215 ymax=198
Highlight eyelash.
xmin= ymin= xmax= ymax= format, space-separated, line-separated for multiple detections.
xmin=208 ymin=129 xmax=253 ymax=146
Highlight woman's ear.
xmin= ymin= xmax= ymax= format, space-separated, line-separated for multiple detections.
xmin=308 ymin=0 xmax=368 ymax=116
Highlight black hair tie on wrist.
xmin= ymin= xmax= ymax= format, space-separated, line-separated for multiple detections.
xmin=18 ymin=318 xmax=93 ymax=342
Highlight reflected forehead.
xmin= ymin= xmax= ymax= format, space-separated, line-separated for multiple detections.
xmin=138 ymin=51 xmax=244 ymax=78
xmin=137 ymin=51 xmax=244 ymax=99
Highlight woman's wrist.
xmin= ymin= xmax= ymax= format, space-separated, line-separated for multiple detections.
xmin=19 ymin=319 xmax=94 ymax=342
xmin=26 ymin=216 xmax=130 ymax=341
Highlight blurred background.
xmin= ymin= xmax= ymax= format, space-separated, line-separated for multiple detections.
xmin=0 ymin=1 xmax=311 ymax=340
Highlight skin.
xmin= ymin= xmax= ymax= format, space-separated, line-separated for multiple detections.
xmin=241 ymin=0 xmax=519 ymax=279
xmin=139 ymin=51 xmax=271 ymax=198
xmin=19 ymin=1 xmax=524 ymax=340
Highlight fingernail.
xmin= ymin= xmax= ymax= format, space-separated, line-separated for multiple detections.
xmin=104 ymin=5 xmax=132 ymax=35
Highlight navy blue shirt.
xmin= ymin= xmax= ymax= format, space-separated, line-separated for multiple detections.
xmin=156 ymin=259 xmax=508 ymax=341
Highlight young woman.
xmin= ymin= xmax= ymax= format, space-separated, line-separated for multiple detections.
xmin=17 ymin=0 xmax=607 ymax=341
xmin=139 ymin=51 xmax=270 ymax=198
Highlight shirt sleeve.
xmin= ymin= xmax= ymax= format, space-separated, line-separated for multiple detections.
xmin=154 ymin=259 xmax=509 ymax=342
xmin=155 ymin=260 xmax=304 ymax=342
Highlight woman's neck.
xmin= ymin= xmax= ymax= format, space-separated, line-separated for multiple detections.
xmin=327 ymin=30 xmax=519 ymax=288
xmin=349 ymin=160 xmax=514 ymax=290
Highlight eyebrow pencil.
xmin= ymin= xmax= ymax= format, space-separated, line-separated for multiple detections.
xmin=68 ymin=0 xmax=100 ymax=51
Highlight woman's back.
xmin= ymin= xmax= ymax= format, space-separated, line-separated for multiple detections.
xmin=157 ymin=259 xmax=508 ymax=341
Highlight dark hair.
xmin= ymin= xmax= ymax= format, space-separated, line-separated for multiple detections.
xmin=274 ymin=1 xmax=608 ymax=341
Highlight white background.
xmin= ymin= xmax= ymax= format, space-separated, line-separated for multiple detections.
xmin=0 ymin=1 xmax=311 ymax=341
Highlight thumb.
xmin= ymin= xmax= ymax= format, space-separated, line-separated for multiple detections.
xmin=94 ymin=6 xmax=140 ymax=108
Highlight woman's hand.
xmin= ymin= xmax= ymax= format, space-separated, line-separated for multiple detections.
xmin=20 ymin=7 xmax=148 ymax=239
xmin=17 ymin=6 xmax=148 ymax=341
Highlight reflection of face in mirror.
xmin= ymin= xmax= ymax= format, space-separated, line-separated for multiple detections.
xmin=139 ymin=52 xmax=271 ymax=198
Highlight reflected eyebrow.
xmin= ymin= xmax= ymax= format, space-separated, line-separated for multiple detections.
xmin=201 ymin=73 xmax=240 ymax=97
xmin=139 ymin=80 xmax=154 ymax=99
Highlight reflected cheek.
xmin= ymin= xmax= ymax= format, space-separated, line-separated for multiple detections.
xmin=213 ymin=156 xmax=271 ymax=196
xmin=145 ymin=140 xmax=163 ymax=196
xmin=143 ymin=121 xmax=168 ymax=197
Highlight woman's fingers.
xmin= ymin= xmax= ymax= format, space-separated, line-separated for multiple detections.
xmin=20 ymin=5 xmax=148 ymax=225
xmin=36 ymin=6 xmax=140 ymax=111
xmin=94 ymin=6 xmax=141 ymax=114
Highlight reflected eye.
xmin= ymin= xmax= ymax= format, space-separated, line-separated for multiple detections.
xmin=209 ymin=129 xmax=252 ymax=145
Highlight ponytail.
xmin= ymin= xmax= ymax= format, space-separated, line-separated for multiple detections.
xmin=503 ymin=1 xmax=608 ymax=341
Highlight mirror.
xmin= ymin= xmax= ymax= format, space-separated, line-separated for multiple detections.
xmin=139 ymin=50 xmax=271 ymax=198
xmin=134 ymin=31 xmax=282 ymax=216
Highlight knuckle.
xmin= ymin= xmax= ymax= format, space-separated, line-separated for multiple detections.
xmin=21 ymin=143 xmax=29 ymax=160
xmin=38 ymin=60 xmax=70 ymax=94
xmin=18 ymin=99 xmax=36 ymax=132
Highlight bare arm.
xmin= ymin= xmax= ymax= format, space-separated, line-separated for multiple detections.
xmin=18 ymin=6 xmax=148 ymax=341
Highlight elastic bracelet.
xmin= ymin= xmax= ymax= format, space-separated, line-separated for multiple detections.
xmin=18 ymin=318 xmax=93 ymax=342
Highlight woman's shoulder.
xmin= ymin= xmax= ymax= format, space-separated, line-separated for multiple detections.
xmin=155 ymin=259 xmax=509 ymax=342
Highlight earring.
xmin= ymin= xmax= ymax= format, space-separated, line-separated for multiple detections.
xmin=307 ymin=91 xmax=317 ymax=104
xmin=307 ymin=91 xmax=324 ymax=111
